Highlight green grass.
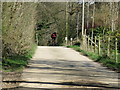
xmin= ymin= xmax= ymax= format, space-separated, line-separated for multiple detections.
xmin=3 ymin=56 xmax=28 ymax=72
xmin=67 ymin=45 xmax=120 ymax=72
xmin=0 ymin=61 xmax=2 ymax=70
xmin=3 ymin=44 xmax=37 ymax=72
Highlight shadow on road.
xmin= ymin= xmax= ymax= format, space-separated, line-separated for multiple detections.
xmin=2 ymin=80 xmax=120 ymax=90
xmin=28 ymin=59 xmax=117 ymax=76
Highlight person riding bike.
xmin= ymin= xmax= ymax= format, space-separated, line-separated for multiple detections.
xmin=51 ymin=32 xmax=57 ymax=46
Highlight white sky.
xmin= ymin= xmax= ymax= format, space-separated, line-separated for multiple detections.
xmin=1 ymin=0 xmax=120 ymax=2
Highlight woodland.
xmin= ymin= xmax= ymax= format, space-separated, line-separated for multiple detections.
xmin=1 ymin=2 xmax=120 ymax=71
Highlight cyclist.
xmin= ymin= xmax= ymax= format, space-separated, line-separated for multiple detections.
xmin=51 ymin=32 xmax=57 ymax=46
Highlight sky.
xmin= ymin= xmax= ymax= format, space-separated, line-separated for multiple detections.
xmin=1 ymin=0 xmax=120 ymax=2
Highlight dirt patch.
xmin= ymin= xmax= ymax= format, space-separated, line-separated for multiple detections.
xmin=2 ymin=72 xmax=22 ymax=89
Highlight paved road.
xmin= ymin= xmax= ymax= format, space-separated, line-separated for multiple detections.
xmin=19 ymin=46 xmax=119 ymax=89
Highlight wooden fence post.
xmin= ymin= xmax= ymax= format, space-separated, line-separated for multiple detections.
xmin=70 ymin=38 xmax=73 ymax=46
xmin=85 ymin=35 xmax=87 ymax=51
xmin=85 ymin=29 xmax=86 ymax=35
xmin=94 ymin=36 xmax=96 ymax=53
xmin=90 ymin=37 xmax=93 ymax=52
xmin=83 ymin=35 xmax=85 ymax=50
xmin=115 ymin=38 xmax=118 ymax=63
xmin=36 ymin=32 xmax=38 ymax=45
xmin=87 ymin=36 xmax=90 ymax=51
xmin=98 ymin=36 xmax=101 ymax=55
xmin=65 ymin=37 xmax=68 ymax=46
xmin=107 ymin=36 xmax=110 ymax=57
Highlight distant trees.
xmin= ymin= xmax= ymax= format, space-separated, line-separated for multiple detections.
xmin=2 ymin=2 xmax=120 ymax=56
xmin=76 ymin=2 xmax=120 ymax=60
xmin=87 ymin=2 xmax=119 ymax=37
xmin=35 ymin=2 xmax=119 ymax=46
xmin=36 ymin=2 xmax=67 ymax=45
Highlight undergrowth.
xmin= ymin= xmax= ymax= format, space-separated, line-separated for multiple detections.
xmin=67 ymin=45 xmax=120 ymax=72
xmin=2 ymin=44 xmax=37 ymax=72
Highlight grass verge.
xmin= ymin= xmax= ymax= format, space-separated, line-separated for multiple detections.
xmin=67 ymin=45 xmax=120 ymax=72
xmin=2 ymin=44 xmax=37 ymax=72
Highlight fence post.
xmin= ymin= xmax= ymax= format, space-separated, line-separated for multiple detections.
xmin=85 ymin=35 xmax=87 ymax=51
xmin=107 ymin=36 xmax=110 ymax=57
xmin=87 ymin=36 xmax=90 ymax=51
xmin=83 ymin=35 xmax=85 ymax=50
xmin=65 ymin=37 xmax=68 ymax=46
xmin=85 ymin=29 xmax=86 ymax=35
xmin=90 ymin=37 xmax=93 ymax=52
xmin=94 ymin=36 xmax=97 ymax=53
xmin=70 ymin=38 xmax=73 ymax=46
xmin=98 ymin=36 xmax=101 ymax=55
xmin=115 ymin=38 xmax=118 ymax=63
xmin=36 ymin=32 xmax=38 ymax=45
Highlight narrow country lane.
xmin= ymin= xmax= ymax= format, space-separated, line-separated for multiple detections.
xmin=19 ymin=46 xmax=119 ymax=89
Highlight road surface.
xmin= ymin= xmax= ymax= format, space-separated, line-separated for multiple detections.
xmin=19 ymin=46 xmax=119 ymax=89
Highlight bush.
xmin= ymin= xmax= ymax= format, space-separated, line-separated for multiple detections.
xmin=73 ymin=42 xmax=81 ymax=46
xmin=3 ymin=44 xmax=37 ymax=72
